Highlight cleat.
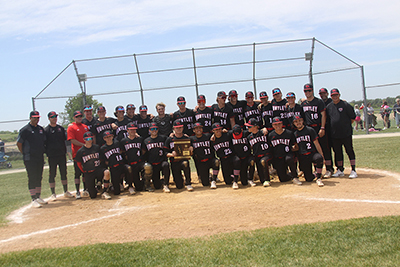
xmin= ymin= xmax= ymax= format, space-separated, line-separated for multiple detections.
xmin=31 ymin=199 xmax=42 ymax=208
xmin=36 ymin=197 xmax=48 ymax=205
xmin=324 ymin=171 xmax=332 ymax=178
xmin=64 ymin=191 xmax=74 ymax=198
xmin=316 ymin=178 xmax=324 ymax=187
xmin=332 ymin=170 xmax=345 ymax=177
xmin=163 ymin=185 xmax=171 ymax=193
xmin=129 ymin=187 xmax=136 ymax=195
xmin=102 ymin=192 xmax=111 ymax=200
xmin=292 ymin=178 xmax=302 ymax=185
xmin=76 ymin=192 xmax=82 ymax=199
xmin=248 ymin=180 xmax=257 ymax=187
xmin=145 ymin=186 xmax=154 ymax=192
xmin=349 ymin=170 xmax=358 ymax=178
xmin=210 ymin=181 xmax=217 ymax=189
xmin=82 ymin=190 xmax=90 ymax=197
xmin=50 ymin=194 xmax=57 ymax=201
xmin=232 ymin=182 xmax=239 ymax=189
xmin=186 ymin=185 xmax=194 ymax=191
xmin=263 ymin=181 xmax=271 ymax=187
xmin=96 ymin=181 xmax=102 ymax=192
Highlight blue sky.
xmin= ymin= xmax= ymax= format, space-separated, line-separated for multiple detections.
xmin=1 ymin=0 xmax=399 ymax=131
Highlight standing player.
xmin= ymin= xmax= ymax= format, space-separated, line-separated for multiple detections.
xmin=166 ymin=120 xmax=193 ymax=191
xmin=212 ymin=91 xmax=235 ymax=130
xmin=243 ymin=91 xmax=262 ymax=127
xmin=113 ymin=105 xmax=130 ymax=141
xmin=153 ymin=102 xmax=172 ymax=136
xmin=125 ymin=104 xmax=138 ymax=124
xmin=246 ymin=118 xmax=273 ymax=187
xmin=268 ymin=117 xmax=300 ymax=184
xmin=67 ymin=111 xmax=89 ymax=199
xmin=91 ymin=106 xmax=115 ymax=147
xmin=326 ymin=88 xmax=357 ymax=178
xmin=75 ymin=132 xmax=111 ymax=199
xmin=137 ymin=105 xmax=153 ymax=139
xmin=143 ymin=122 xmax=171 ymax=192
xmin=258 ymin=91 xmax=274 ymax=132
xmin=194 ymin=95 xmax=213 ymax=134
xmin=286 ymin=92 xmax=304 ymax=131
xmin=271 ymin=88 xmax=289 ymax=128
xmin=82 ymin=105 xmax=96 ymax=131
xmin=44 ymin=111 xmax=74 ymax=201
xmin=190 ymin=122 xmax=220 ymax=188
xmin=172 ymin=96 xmax=195 ymax=136
xmin=17 ymin=111 xmax=47 ymax=208
xmin=226 ymin=90 xmax=246 ymax=127
xmin=211 ymin=122 xmax=241 ymax=189
xmin=301 ymin=83 xmax=334 ymax=177
xmin=292 ymin=115 xmax=324 ymax=186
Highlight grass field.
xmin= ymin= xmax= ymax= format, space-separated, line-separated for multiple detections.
xmin=0 ymin=136 xmax=399 ymax=265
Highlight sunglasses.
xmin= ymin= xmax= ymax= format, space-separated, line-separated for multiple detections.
xmin=75 ymin=115 xmax=83 ymax=118
xmin=219 ymin=96 xmax=226 ymax=100
xmin=84 ymin=137 xmax=93 ymax=141
xmin=177 ymin=102 xmax=186 ymax=105
xmin=49 ymin=115 xmax=57 ymax=118
xmin=304 ymin=90 xmax=313 ymax=93
xmin=150 ymin=127 xmax=158 ymax=131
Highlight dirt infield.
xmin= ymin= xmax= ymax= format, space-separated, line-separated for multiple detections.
xmin=1 ymin=168 xmax=400 ymax=254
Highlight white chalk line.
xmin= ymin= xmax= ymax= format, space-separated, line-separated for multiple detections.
xmin=302 ymin=197 xmax=400 ymax=204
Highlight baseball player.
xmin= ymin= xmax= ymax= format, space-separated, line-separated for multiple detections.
xmin=67 ymin=110 xmax=89 ymax=199
xmin=286 ymin=92 xmax=305 ymax=131
xmin=226 ymin=90 xmax=246 ymax=127
xmin=292 ymin=115 xmax=324 ymax=186
xmin=113 ymin=105 xmax=130 ymax=141
xmin=17 ymin=111 xmax=47 ymax=208
xmin=319 ymin=87 xmax=334 ymax=174
xmin=190 ymin=122 xmax=220 ymax=188
xmin=271 ymin=88 xmax=289 ymax=128
xmin=258 ymin=91 xmax=274 ymax=132
xmin=119 ymin=122 xmax=145 ymax=192
xmin=82 ymin=105 xmax=96 ymax=131
xmin=326 ymin=88 xmax=357 ymax=178
xmin=75 ymin=131 xmax=111 ymax=199
xmin=211 ymin=122 xmax=241 ymax=189
xmin=268 ymin=117 xmax=301 ymax=184
xmin=153 ymin=102 xmax=173 ymax=136
xmin=172 ymin=96 xmax=195 ymax=136
xmin=243 ymin=91 xmax=262 ymax=127
xmin=137 ymin=105 xmax=153 ymax=139
xmin=143 ymin=122 xmax=171 ymax=192
xmin=91 ymin=106 xmax=116 ymax=147
xmin=124 ymin=104 xmax=138 ymax=123
xmin=44 ymin=111 xmax=74 ymax=201
xmin=166 ymin=120 xmax=193 ymax=191
xmin=246 ymin=118 xmax=273 ymax=187
xmin=212 ymin=91 xmax=236 ymax=130
xmin=301 ymin=83 xmax=334 ymax=177
xmin=194 ymin=95 xmax=213 ymax=134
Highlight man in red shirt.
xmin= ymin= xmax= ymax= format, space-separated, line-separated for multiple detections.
xmin=67 ymin=111 xmax=89 ymax=199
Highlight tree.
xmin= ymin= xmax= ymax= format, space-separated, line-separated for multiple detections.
xmin=60 ymin=93 xmax=102 ymax=126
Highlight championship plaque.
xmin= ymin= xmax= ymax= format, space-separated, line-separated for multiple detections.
xmin=174 ymin=139 xmax=191 ymax=160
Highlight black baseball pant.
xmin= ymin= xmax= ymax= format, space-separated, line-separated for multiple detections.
xmin=24 ymin=157 xmax=44 ymax=200
xmin=151 ymin=161 xmax=170 ymax=189
xmin=255 ymin=154 xmax=272 ymax=183
xmin=238 ymin=156 xmax=255 ymax=185
xmin=195 ymin=157 xmax=219 ymax=186
xmin=125 ymin=162 xmax=145 ymax=191
xmin=220 ymin=155 xmax=240 ymax=185
xmin=298 ymin=152 xmax=323 ymax=182
xmin=48 ymin=155 xmax=67 ymax=191
xmin=272 ymin=154 xmax=297 ymax=182
xmin=332 ymin=136 xmax=356 ymax=172
xmin=171 ymin=160 xmax=191 ymax=189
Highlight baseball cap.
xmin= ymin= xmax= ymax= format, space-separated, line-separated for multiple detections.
xmin=149 ymin=122 xmax=158 ymax=129
xmin=139 ymin=105 xmax=148 ymax=111
xmin=97 ymin=106 xmax=106 ymax=112
xmin=229 ymin=90 xmax=238 ymax=97
xmin=193 ymin=122 xmax=203 ymax=128
xmin=47 ymin=111 xmax=58 ymax=118
xmin=319 ymin=88 xmax=328 ymax=94
xmin=197 ymin=95 xmax=206 ymax=102
xmin=330 ymin=88 xmax=340 ymax=95
xmin=103 ymin=130 xmax=113 ymax=138
xmin=126 ymin=104 xmax=135 ymax=109
xmin=73 ymin=111 xmax=83 ymax=117
xmin=83 ymin=131 xmax=94 ymax=139
xmin=292 ymin=115 xmax=302 ymax=121
xmin=272 ymin=117 xmax=282 ymax=124
xmin=177 ymin=96 xmax=186 ymax=103
xmin=217 ymin=91 xmax=227 ymax=98
xmin=304 ymin=83 xmax=313 ymax=90
xmin=245 ymin=118 xmax=258 ymax=127
xmin=173 ymin=120 xmax=184 ymax=127
xmin=286 ymin=92 xmax=296 ymax=98
xmin=212 ymin=122 xmax=222 ymax=130
xmin=232 ymin=124 xmax=242 ymax=134
xmin=272 ymin=88 xmax=281 ymax=95
xmin=115 ymin=105 xmax=124 ymax=112
xmin=127 ymin=122 xmax=138 ymax=129
xmin=30 ymin=111 xmax=40 ymax=118
xmin=245 ymin=91 xmax=254 ymax=98
xmin=259 ymin=91 xmax=268 ymax=99
xmin=83 ymin=105 xmax=92 ymax=111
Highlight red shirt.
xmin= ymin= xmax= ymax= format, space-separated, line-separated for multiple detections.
xmin=67 ymin=122 xmax=89 ymax=158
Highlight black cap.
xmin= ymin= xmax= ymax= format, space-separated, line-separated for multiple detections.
xmin=330 ymin=88 xmax=340 ymax=95
xmin=272 ymin=117 xmax=282 ymax=124
xmin=73 ymin=111 xmax=83 ymax=117
xmin=97 ymin=106 xmax=106 ymax=112
xmin=212 ymin=122 xmax=222 ymax=130
xmin=30 ymin=111 xmax=40 ymax=118
xmin=115 ymin=105 xmax=124 ymax=112
xmin=83 ymin=131 xmax=94 ymax=138
xmin=83 ymin=105 xmax=92 ymax=111
xmin=193 ymin=122 xmax=203 ymax=128
xmin=245 ymin=91 xmax=254 ymax=98
xmin=319 ymin=88 xmax=328 ymax=94
xmin=292 ymin=115 xmax=302 ymax=121
xmin=245 ymin=118 xmax=258 ymax=127
xmin=149 ymin=122 xmax=158 ymax=129
xmin=217 ymin=91 xmax=226 ymax=98
xmin=259 ymin=91 xmax=268 ymax=99
xmin=173 ymin=120 xmax=184 ymax=127
xmin=47 ymin=111 xmax=58 ymax=118
xmin=103 ymin=130 xmax=113 ymax=138
xmin=229 ymin=90 xmax=238 ymax=97
xmin=232 ymin=124 xmax=242 ymax=134
xmin=177 ymin=96 xmax=186 ymax=103
xmin=127 ymin=122 xmax=137 ymax=129
xmin=272 ymin=88 xmax=281 ymax=95
xmin=304 ymin=83 xmax=313 ymax=90
xmin=197 ymin=95 xmax=206 ymax=102
xmin=139 ymin=105 xmax=148 ymax=111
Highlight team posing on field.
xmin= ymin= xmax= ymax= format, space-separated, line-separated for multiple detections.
xmin=17 ymin=84 xmax=358 ymax=208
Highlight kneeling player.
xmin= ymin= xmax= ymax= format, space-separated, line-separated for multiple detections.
xmin=190 ymin=122 xmax=220 ymax=189
xmin=292 ymin=115 xmax=324 ymax=187
xmin=75 ymin=132 xmax=111 ymax=199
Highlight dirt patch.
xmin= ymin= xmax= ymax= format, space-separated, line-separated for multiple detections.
xmin=1 ymin=168 xmax=400 ymax=254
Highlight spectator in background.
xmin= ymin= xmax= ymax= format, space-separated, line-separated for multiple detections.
xmin=365 ymin=103 xmax=375 ymax=129
xmin=353 ymin=104 xmax=363 ymax=131
xmin=393 ymin=98 xmax=400 ymax=129
xmin=0 ymin=138 xmax=4 ymax=153
xmin=380 ymin=100 xmax=391 ymax=130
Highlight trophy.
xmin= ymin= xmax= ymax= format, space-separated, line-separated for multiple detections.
xmin=173 ymin=139 xmax=192 ymax=160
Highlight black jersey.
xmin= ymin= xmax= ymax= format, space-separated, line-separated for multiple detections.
xmin=114 ymin=118 xmax=130 ymax=141
xmin=227 ymin=100 xmax=246 ymax=126
xmin=172 ymin=108 xmax=195 ymax=136
xmin=124 ymin=114 xmax=139 ymax=124
xmin=326 ymin=100 xmax=356 ymax=139
xmin=272 ymin=99 xmax=289 ymax=127
xmin=82 ymin=117 xmax=96 ymax=131
xmin=190 ymin=133 xmax=214 ymax=161
xmin=194 ymin=107 xmax=213 ymax=133
xmin=153 ymin=114 xmax=172 ymax=136
xmin=286 ymin=104 xmax=305 ymax=131
xmin=230 ymin=130 xmax=251 ymax=158
xmin=137 ymin=115 xmax=152 ymax=139
xmin=261 ymin=103 xmax=274 ymax=130
xmin=248 ymin=130 xmax=271 ymax=156
xmin=91 ymin=117 xmax=116 ymax=146
xmin=244 ymin=102 xmax=262 ymax=127
xmin=294 ymin=126 xmax=318 ymax=155
xmin=143 ymin=135 xmax=168 ymax=164
xmin=17 ymin=123 xmax=46 ymax=161
xmin=44 ymin=124 xmax=66 ymax=157
xmin=268 ymin=129 xmax=295 ymax=158
xmin=165 ymin=135 xmax=191 ymax=162
xmin=75 ymin=144 xmax=101 ymax=172
xmin=120 ymin=136 xmax=144 ymax=164
xmin=212 ymin=104 xmax=234 ymax=130
xmin=301 ymin=97 xmax=326 ymax=132
xmin=100 ymin=140 xmax=124 ymax=167
xmin=211 ymin=132 xmax=234 ymax=159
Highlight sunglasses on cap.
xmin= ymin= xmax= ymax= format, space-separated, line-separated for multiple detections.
xmin=84 ymin=137 xmax=93 ymax=141
xmin=273 ymin=90 xmax=280 ymax=94
xmin=149 ymin=127 xmax=158 ymax=131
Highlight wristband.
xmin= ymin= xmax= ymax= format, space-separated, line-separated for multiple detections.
xmin=320 ymin=127 xmax=325 ymax=130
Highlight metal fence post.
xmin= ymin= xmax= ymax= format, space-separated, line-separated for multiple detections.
xmin=308 ymin=37 xmax=315 ymax=86
xmin=253 ymin=43 xmax=257 ymax=98
xmin=133 ymin=54 xmax=144 ymax=105
xmin=360 ymin=65 xmax=369 ymax=134
xmin=32 ymin=97 xmax=36 ymax=111
xmin=192 ymin=48 xmax=199 ymax=98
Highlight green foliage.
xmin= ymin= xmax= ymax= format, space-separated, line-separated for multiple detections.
xmin=350 ymin=95 xmax=400 ymax=109
xmin=61 ymin=93 xmax=102 ymax=126
xmin=0 ymin=131 xmax=19 ymax=142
